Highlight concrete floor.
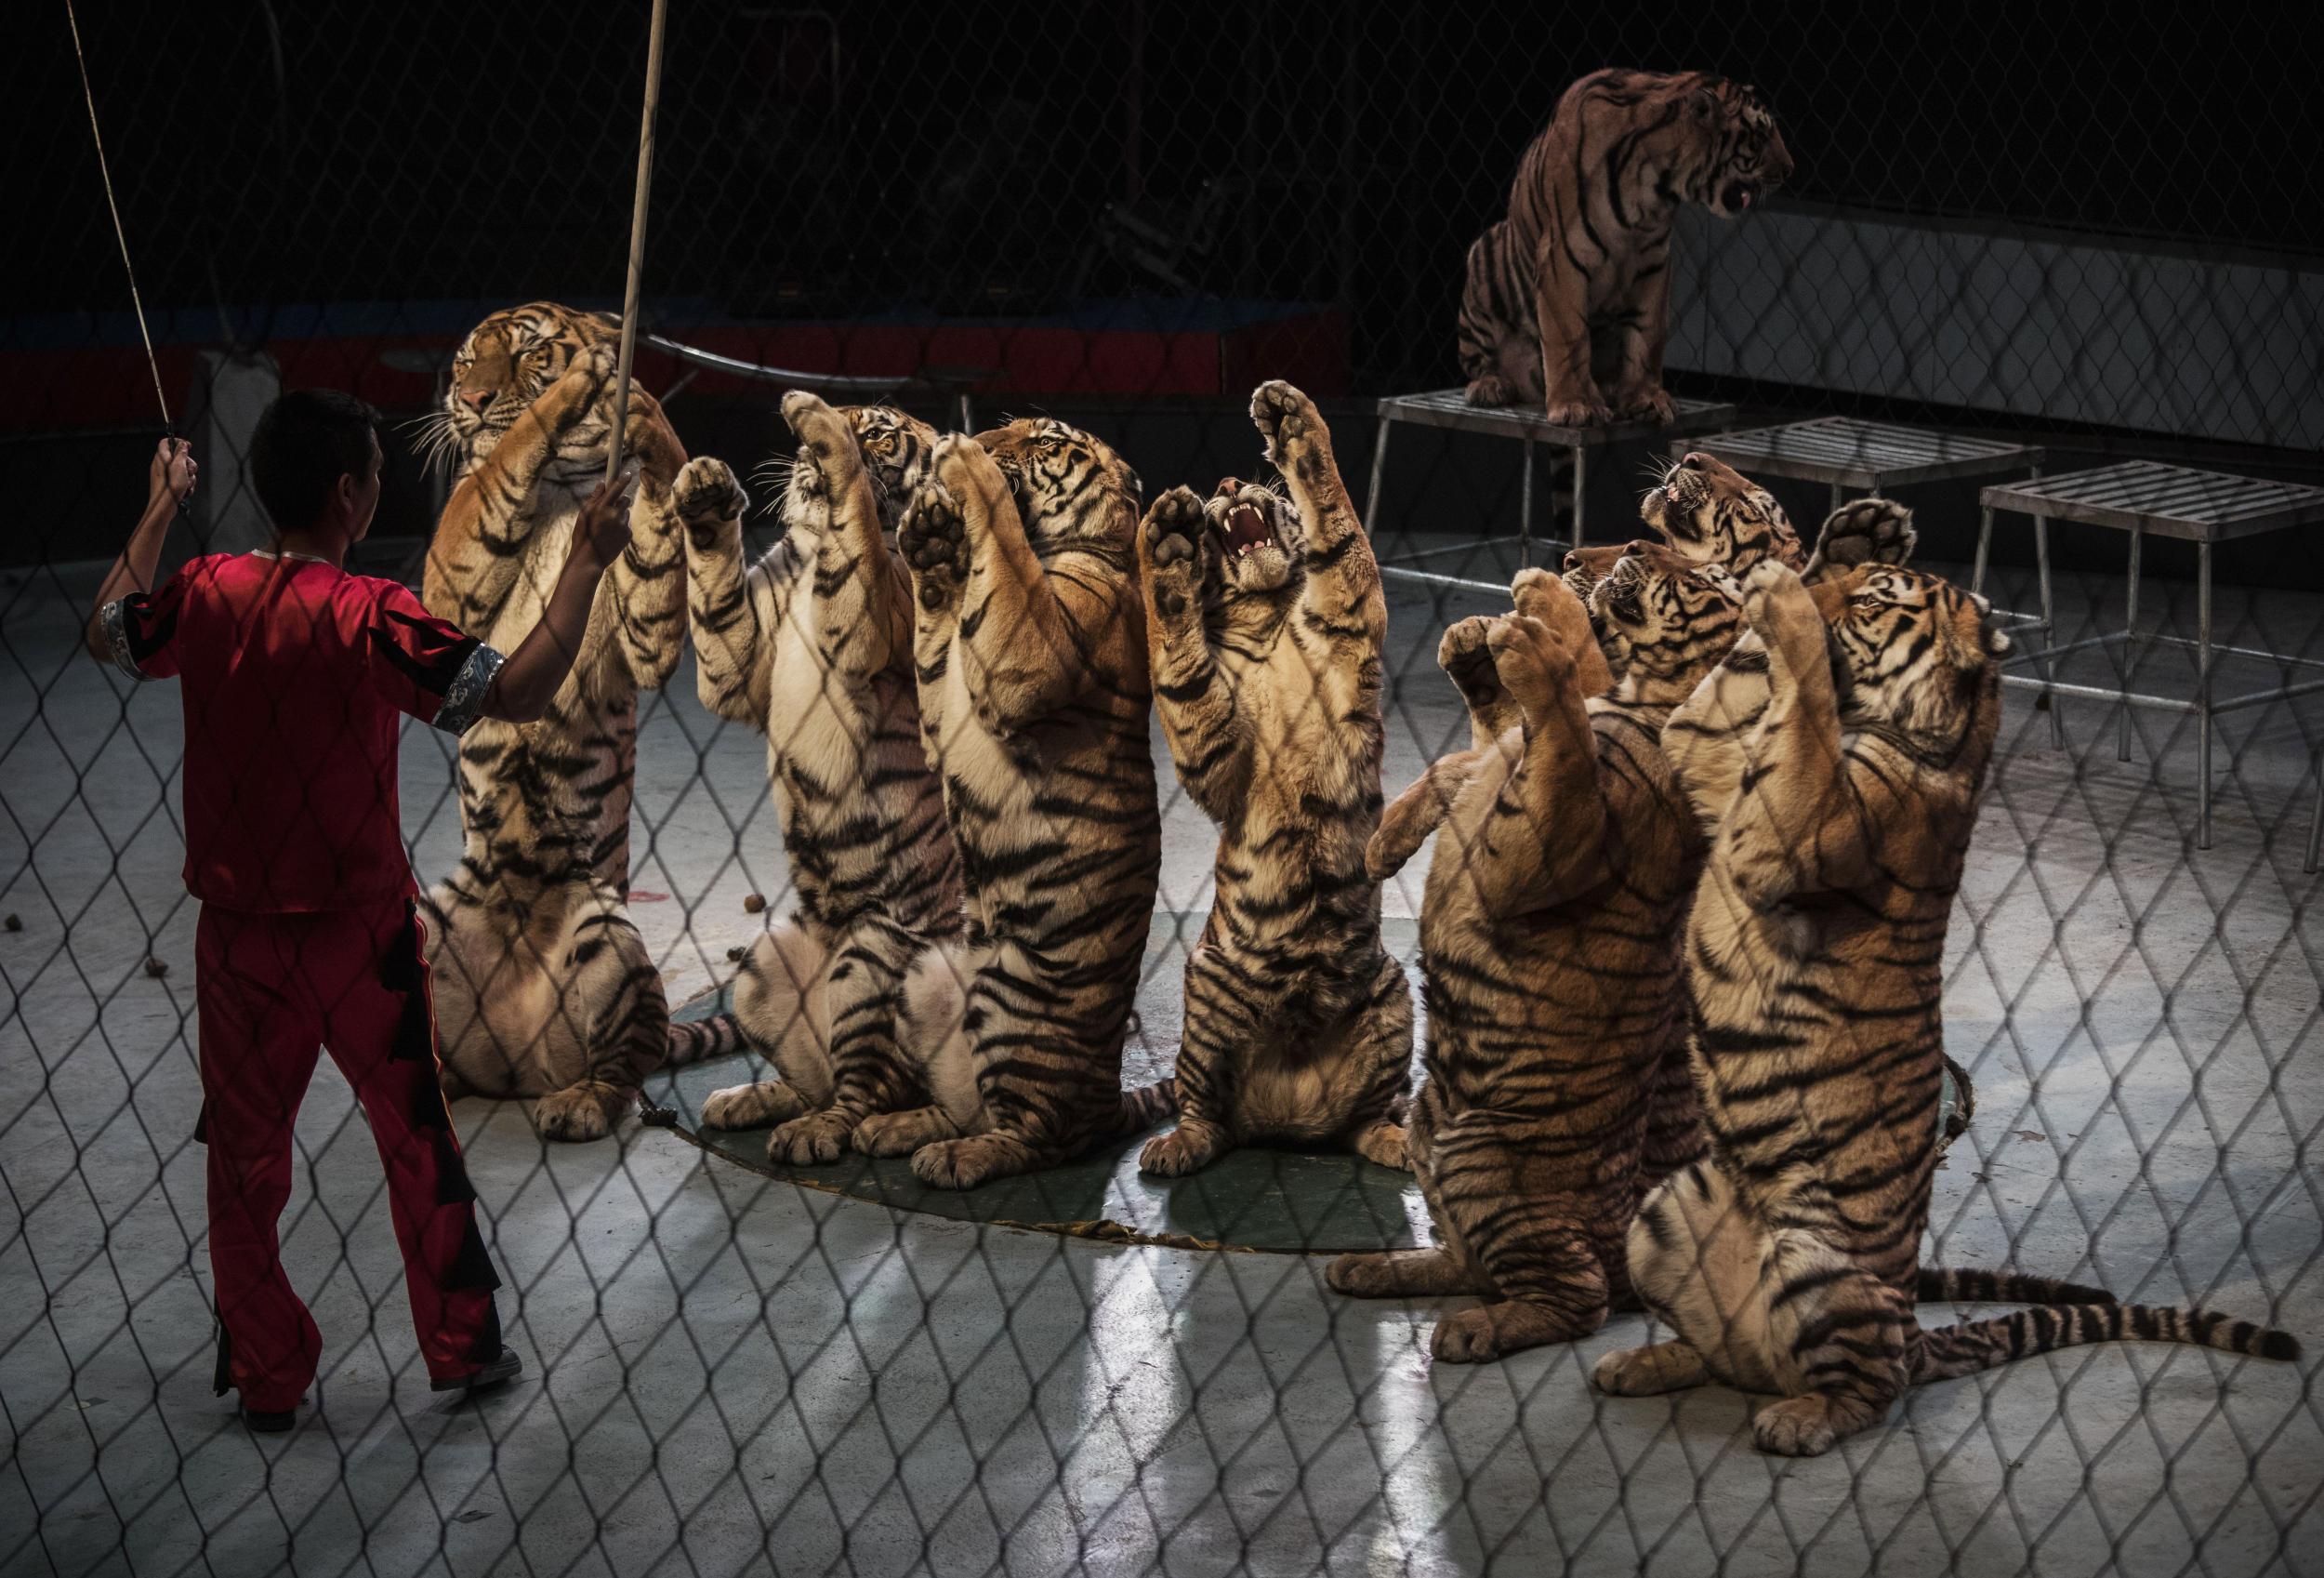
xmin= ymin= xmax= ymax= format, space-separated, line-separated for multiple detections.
xmin=2 ymin=534 xmax=2320 ymax=1577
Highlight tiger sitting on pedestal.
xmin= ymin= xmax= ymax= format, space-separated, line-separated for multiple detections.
xmin=1458 ymin=70 xmax=1790 ymax=425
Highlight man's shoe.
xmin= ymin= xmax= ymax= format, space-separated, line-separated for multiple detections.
xmin=429 ymin=1347 xmax=523 ymax=1396
xmin=242 ymin=1406 xmax=296 ymax=1434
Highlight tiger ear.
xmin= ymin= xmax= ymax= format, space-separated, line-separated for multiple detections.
xmin=1121 ymin=464 xmax=1143 ymax=503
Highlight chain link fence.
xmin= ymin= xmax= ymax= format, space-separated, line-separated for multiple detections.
xmin=7 ymin=3 xmax=2321 ymax=1574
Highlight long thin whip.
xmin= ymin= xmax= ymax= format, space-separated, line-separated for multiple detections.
xmin=605 ymin=0 xmax=670 ymax=484
xmin=64 ymin=0 xmax=172 ymax=429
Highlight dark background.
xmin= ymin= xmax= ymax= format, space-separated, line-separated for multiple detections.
xmin=15 ymin=1 xmax=2324 ymax=578
xmin=30 ymin=5 xmax=2321 ymax=342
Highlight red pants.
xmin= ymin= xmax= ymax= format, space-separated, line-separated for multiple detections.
xmin=195 ymin=898 xmax=501 ymax=1411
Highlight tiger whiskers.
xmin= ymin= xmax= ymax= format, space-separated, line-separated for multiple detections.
xmin=1636 ymin=453 xmax=1683 ymax=490
xmin=403 ymin=410 xmax=469 ymax=479
xmin=749 ymin=453 xmax=797 ymax=517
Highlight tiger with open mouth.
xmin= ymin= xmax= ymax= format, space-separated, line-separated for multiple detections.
xmin=1133 ymin=381 xmax=1412 ymax=1178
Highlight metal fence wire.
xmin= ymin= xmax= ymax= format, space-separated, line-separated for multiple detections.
xmin=7 ymin=2 xmax=2322 ymax=1575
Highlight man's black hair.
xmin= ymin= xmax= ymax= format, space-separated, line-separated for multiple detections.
xmin=249 ymin=390 xmax=382 ymax=531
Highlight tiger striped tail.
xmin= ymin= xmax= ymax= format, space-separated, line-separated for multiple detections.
xmin=1116 ymin=1078 xmax=1179 ymax=1135
xmin=665 ymin=1011 xmax=749 ymax=1066
xmin=1911 ymin=1301 xmax=2300 ymax=1383
xmin=1916 ymin=1266 xmax=2115 ymax=1306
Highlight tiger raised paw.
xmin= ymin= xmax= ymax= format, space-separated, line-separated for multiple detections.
xmin=1135 ymin=383 xmax=1412 ymax=1179
xmin=1802 ymin=496 xmax=1917 ymax=583
xmin=1139 ymin=484 xmax=1207 ymax=624
xmin=899 ymin=481 xmax=969 ymax=609
xmin=674 ymin=456 xmax=748 ymax=550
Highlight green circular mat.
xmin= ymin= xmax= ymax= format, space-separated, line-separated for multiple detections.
xmin=640 ymin=913 xmax=1430 ymax=1254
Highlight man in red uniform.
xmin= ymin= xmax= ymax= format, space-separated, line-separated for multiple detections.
xmin=85 ymin=391 xmax=635 ymax=1433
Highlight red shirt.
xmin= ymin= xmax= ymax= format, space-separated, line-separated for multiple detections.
xmin=103 ymin=551 xmax=503 ymax=914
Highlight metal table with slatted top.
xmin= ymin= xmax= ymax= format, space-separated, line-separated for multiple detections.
xmin=1977 ymin=461 xmax=2324 ymax=860
xmin=1675 ymin=416 xmax=2046 ymax=517
xmin=1364 ymin=391 xmax=1740 ymax=595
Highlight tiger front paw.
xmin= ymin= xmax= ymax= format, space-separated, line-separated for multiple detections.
xmin=1591 ymin=1340 xmax=1710 ymax=1396
xmin=1137 ymin=1120 xmax=1227 ymax=1177
xmin=563 ymin=343 xmax=619 ymax=396
xmin=1741 ymin=560 xmax=1828 ymax=680
xmin=1353 ymin=1120 xmax=1408 ymax=1173
xmin=538 ymin=344 xmax=618 ymax=432
xmin=1464 ymin=376 xmax=1520 ymax=408
xmin=700 ymin=1079 xmax=806 ymax=1131
xmin=1324 ymin=1253 xmax=1395 ymax=1297
xmin=1509 ymin=566 xmax=1591 ymax=645
xmin=1486 ymin=613 xmax=1573 ymax=719
xmin=1751 ymin=1395 xmax=1843 ymax=1458
xmin=1608 ymin=383 xmax=1677 ymax=425
xmin=909 ymin=1134 xmax=1033 ymax=1190
xmin=1249 ymin=380 xmax=1331 ymax=484
xmin=1542 ymin=395 xmax=1615 ymax=430
xmin=767 ymin=1108 xmax=855 ymax=1167
xmin=851 ymin=1109 xmax=926 ymax=1158
xmin=673 ymin=457 xmax=747 ymax=550
xmin=1430 ymin=1306 xmax=1514 ymax=1364
xmin=1807 ymin=497 xmax=1917 ymax=582
xmin=899 ymin=482 xmax=969 ymax=610
xmin=535 ymin=1081 xmax=627 ymax=1143
xmin=1437 ymin=615 xmax=1504 ymax=705
xmin=1141 ymin=487 xmax=1208 ymax=602
xmin=779 ymin=389 xmax=853 ymax=462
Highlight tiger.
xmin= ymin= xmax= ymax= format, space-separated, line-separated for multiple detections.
xmin=1574 ymin=481 xmax=1926 ymax=1178
xmin=857 ymin=418 xmax=1170 ymax=1190
xmin=680 ymin=394 xmax=968 ymax=1165
xmin=1639 ymin=449 xmax=1805 ymax=574
xmin=1457 ymin=71 xmax=1790 ymax=425
xmin=1594 ymin=561 xmax=2300 ymax=1456
xmin=1328 ymin=553 xmax=1742 ymax=1362
xmin=1131 ymin=381 xmax=1411 ymax=1178
xmin=415 ymin=301 xmax=733 ymax=1141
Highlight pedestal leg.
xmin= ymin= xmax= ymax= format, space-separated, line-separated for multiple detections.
xmin=2197 ymin=540 xmax=2213 ymax=851
xmin=2118 ymin=527 xmax=2142 ymax=763
xmin=1571 ymin=443 xmax=1587 ymax=554
xmin=2035 ymin=514 xmax=2064 ymax=748
xmin=1519 ymin=439 xmax=1534 ymax=570
xmin=1972 ymin=505 xmax=1993 ymax=595
xmin=1364 ymin=413 xmax=1392 ymax=534
xmin=2304 ymin=759 xmax=2322 ymax=874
